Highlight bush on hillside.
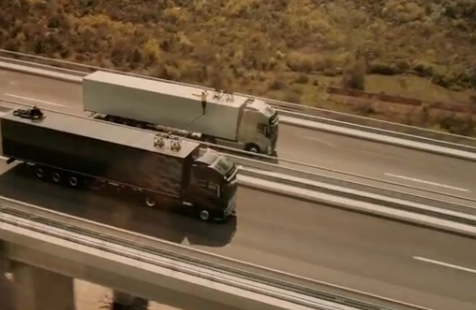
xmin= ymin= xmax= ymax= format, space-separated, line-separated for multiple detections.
xmin=1 ymin=0 xmax=476 ymax=135
xmin=0 ymin=0 xmax=474 ymax=92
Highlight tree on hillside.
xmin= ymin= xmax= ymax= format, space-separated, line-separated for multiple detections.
xmin=342 ymin=55 xmax=367 ymax=91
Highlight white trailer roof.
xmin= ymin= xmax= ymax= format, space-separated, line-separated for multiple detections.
xmin=1 ymin=109 xmax=198 ymax=158
xmin=84 ymin=71 xmax=250 ymax=108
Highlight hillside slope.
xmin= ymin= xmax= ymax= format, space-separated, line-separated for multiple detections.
xmin=1 ymin=0 xmax=475 ymax=133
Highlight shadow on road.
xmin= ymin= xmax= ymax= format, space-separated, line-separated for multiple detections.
xmin=0 ymin=164 xmax=237 ymax=247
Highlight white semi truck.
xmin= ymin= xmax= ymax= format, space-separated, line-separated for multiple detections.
xmin=82 ymin=71 xmax=279 ymax=155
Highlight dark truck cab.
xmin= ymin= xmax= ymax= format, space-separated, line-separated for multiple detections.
xmin=192 ymin=149 xmax=238 ymax=218
xmin=0 ymin=107 xmax=238 ymax=222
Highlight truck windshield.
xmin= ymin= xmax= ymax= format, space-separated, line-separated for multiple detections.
xmin=245 ymin=98 xmax=275 ymax=118
xmin=197 ymin=149 xmax=236 ymax=178
xmin=210 ymin=155 xmax=235 ymax=178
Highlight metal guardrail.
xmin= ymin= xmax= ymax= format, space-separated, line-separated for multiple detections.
xmin=1 ymin=98 xmax=474 ymax=212
xmin=236 ymin=162 xmax=476 ymax=218
xmin=273 ymin=102 xmax=476 ymax=148
xmin=2 ymin=55 xmax=476 ymax=163
xmin=0 ymin=197 xmax=432 ymax=310
xmin=0 ymin=49 xmax=475 ymax=148
xmin=278 ymin=109 xmax=476 ymax=155
xmin=0 ymin=98 xmax=471 ymax=230
xmin=241 ymin=168 xmax=476 ymax=228
xmin=0 ymin=53 xmax=462 ymax=309
xmin=3 ymin=209 xmax=332 ymax=310
xmin=1 ymin=99 xmax=474 ymax=230
xmin=3 ymin=56 xmax=476 ymax=163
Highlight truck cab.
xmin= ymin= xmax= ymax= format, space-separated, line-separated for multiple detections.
xmin=187 ymin=148 xmax=238 ymax=221
xmin=238 ymin=98 xmax=279 ymax=155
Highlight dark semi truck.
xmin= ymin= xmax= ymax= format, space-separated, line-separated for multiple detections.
xmin=0 ymin=107 xmax=238 ymax=222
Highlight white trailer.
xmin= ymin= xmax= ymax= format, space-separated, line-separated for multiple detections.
xmin=82 ymin=71 xmax=279 ymax=155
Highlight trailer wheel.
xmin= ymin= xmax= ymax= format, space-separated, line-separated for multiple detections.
xmin=68 ymin=176 xmax=79 ymax=188
xmin=199 ymin=210 xmax=210 ymax=222
xmin=145 ymin=196 xmax=156 ymax=207
xmin=52 ymin=172 xmax=61 ymax=183
xmin=35 ymin=168 xmax=44 ymax=179
xmin=245 ymin=143 xmax=260 ymax=154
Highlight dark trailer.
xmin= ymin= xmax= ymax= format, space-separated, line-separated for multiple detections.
xmin=0 ymin=108 xmax=238 ymax=221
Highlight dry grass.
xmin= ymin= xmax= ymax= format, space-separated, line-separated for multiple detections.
xmin=1 ymin=0 xmax=475 ymax=134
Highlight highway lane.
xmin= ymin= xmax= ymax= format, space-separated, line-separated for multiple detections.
xmin=1 ymin=69 xmax=476 ymax=202
xmin=0 ymin=102 xmax=471 ymax=208
xmin=0 ymin=162 xmax=475 ymax=310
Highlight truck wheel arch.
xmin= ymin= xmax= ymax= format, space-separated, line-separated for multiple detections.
xmin=145 ymin=196 xmax=156 ymax=207
xmin=199 ymin=209 xmax=210 ymax=221
xmin=52 ymin=172 xmax=61 ymax=183
xmin=202 ymin=136 xmax=216 ymax=145
xmin=245 ymin=143 xmax=261 ymax=153
xmin=35 ymin=167 xmax=45 ymax=179
xmin=68 ymin=175 xmax=80 ymax=188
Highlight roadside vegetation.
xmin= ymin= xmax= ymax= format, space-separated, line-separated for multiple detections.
xmin=1 ymin=0 xmax=476 ymax=135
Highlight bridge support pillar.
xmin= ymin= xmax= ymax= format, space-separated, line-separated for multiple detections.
xmin=0 ymin=242 xmax=13 ymax=310
xmin=113 ymin=290 xmax=149 ymax=308
xmin=113 ymin=290 xmax=143 ymax=307
xmin=12 ymin=262 xmax=75 ymax=310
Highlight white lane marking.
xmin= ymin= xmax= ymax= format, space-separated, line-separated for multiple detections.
xmin=414 ymin=256 xmax=476 ymax=274
xmin=302 ymin=135 xmax=402 ymax=160
xmin=384 ymin=173 xmax=469 ymax=192
xmin=4 ymin=93 xmax=65 ymax=107
xmin=303 ymin=136 xmax=335 ymax=147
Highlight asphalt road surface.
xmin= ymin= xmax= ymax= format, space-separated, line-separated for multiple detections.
xmin=0 ymin=161 xmax=475 ymax=310
xmin=0 ymin=69 xmax=475 ymax=203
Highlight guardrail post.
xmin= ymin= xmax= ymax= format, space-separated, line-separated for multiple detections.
xmin=12 ymin=261 xmax=75 ymax=310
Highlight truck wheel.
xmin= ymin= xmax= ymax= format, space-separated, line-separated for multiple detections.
xmin=145 ymin=196 xmax=156 ymax=207
xmin=199 ymin=210 xmax=210 ymax=221
xmin=52 ymin=172 xmax=61 ymax=183
xmin=35 ymin=168 xmax=44 ymax=179
xmin=68 ymin=176 xmax=79 ymax=188
xmin=245 ymin=144 xmax=261 ymax=154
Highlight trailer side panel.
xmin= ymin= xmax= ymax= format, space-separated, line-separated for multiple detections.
xmin=83 ymin=72 xmax=245 ymax=140
xmin=0 ymin=113 xmax=196 ymax=197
